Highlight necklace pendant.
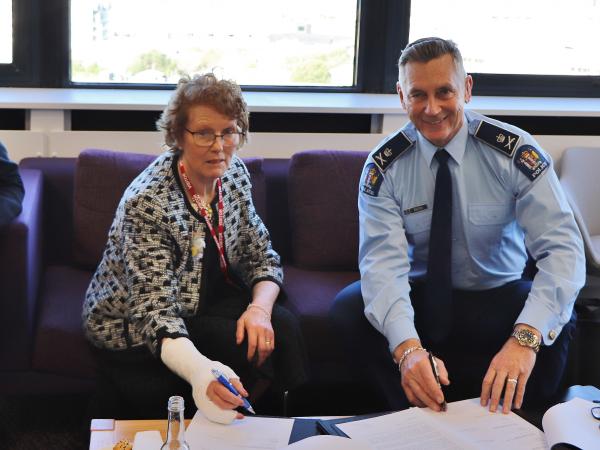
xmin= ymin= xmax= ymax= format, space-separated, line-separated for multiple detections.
xmin=191 ymin=193 xmax=212 ymax=221
xmin=201 ymin=202 xmax=213 ymax=221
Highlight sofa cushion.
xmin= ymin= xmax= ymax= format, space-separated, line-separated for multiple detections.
xmin=73 ymin=150 xmax=157 ymax=268
xmin=282 ymin=264 xmax=359 ymax=367
xmin=32 ymin=265 xmax=96 ymax=378
xmin=288 ymin=150 xmax=368 ymax=269
xmin=19 ymin=157 xmax=78 ymax=266
xmin=0 ymin=169 xmax=43 ymax=372
xmin=73 ymin=149 xmax=265 ymax=269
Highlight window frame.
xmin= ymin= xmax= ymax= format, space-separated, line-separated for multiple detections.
xmin=470 ymin=73 xmax=600 ymax=97
xmin=2 ymin=0 xmax=600 ymax=97
xmin=0 ymin=0 xmax=38 ymax=86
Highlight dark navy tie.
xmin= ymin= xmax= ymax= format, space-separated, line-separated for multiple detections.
xmin=424 ymin=149 xmax=453 ymax=343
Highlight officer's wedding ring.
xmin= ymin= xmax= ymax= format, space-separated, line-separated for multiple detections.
xmin=507 ymin=378 xmax=518 ymax=384
xmin=265 ymin=339 xmax=272 ymax=345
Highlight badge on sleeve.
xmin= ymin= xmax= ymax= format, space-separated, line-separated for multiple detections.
xmin=474 ymin=120 xmax=520 ymax=157
xmin=361 ymin=163 xmax=383 ymax=197
xmin=514 ymin=144 xmax=549 ymax=181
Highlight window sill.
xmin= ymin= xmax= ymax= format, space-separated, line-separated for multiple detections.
xmin=0 ymin=87 xmax=599 ymax=117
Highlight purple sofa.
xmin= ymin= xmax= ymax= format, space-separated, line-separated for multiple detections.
xmin=1 ymin=149 xmax=368 ymax=396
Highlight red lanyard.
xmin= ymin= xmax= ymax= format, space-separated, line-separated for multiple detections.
xmin=178 ymin=161 xmax=229 ymax=280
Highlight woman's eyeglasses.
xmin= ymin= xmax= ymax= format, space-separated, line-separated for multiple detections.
xmin=185 ymin=129 xmax=243 ymax=147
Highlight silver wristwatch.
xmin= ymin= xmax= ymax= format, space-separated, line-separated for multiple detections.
xmin=511 ymin=328 xmax=540 ymax=353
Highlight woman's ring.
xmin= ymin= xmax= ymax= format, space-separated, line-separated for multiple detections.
xmin=507 ymin=377 xmax=518 ymax=384
xmin=265 ymin=339 xmax=272 ymax=345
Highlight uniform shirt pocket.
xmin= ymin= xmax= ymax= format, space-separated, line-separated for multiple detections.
xmin=467 ymin=202 xmax=515 ymax=261
xmin=468 ymin=203 xmax=513 ymax=226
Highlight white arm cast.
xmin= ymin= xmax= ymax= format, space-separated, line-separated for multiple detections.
xmin=160 ymin=337 xmax=239 ymax=424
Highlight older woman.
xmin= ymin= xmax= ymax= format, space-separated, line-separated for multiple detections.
xmin=83 ymin=73 xmax=308 ymax=423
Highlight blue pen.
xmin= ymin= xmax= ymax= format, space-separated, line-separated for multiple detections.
xmin=211 ymin=368 xmax=255 ymax=414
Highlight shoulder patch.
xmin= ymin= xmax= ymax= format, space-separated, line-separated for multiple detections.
xmin=372 ymin=131 xmax=413 ymax=172
xmin=514 ymin=145 xmax=549 ymax=181
xmin=474 ymin=120 xmax=520 ymax=157
xmin=360 ymin=163 xmax=383 ymax=197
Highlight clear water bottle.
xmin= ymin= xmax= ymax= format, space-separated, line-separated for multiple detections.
xmin=160 ymin=396 xmax=191 ymax=450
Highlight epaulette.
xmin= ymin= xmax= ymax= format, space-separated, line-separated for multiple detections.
xmin=372 ymin=131 xmax=414 ymax=172
xmin=473 ymin=120 xmax=521 ymax=157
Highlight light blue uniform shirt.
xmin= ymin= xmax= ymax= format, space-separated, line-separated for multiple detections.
xmin=358 ymin=110 xmax=585 ymax=353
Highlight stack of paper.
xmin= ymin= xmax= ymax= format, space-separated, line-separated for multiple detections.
xmin=542 ymin=397 xmax=600 ymax=450
xmin=128 ymin=396 xmax=600 ymax=450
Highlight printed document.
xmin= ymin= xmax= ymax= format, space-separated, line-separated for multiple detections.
xmin=186 ymin=411 xmax=294 ymax=450
xmin=338 ymin=398 xmax=546 ymax=450
xmin=281 ymin=435 xmax=371 ymax=449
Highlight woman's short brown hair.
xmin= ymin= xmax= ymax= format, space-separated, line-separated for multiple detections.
xmin=157 ymin=73 xmax=249 ymax=150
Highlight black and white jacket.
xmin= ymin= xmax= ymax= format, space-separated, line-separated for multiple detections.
xmin=82 ymin=151 xmax=282 ymax=356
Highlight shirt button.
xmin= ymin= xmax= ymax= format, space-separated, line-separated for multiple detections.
xmin=548 ymin=330 xmax=557 ymax=340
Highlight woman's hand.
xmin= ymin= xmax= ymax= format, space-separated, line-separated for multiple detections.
xmin=236 ymin=306 xmax=274 ymax=366
xmin=236 ymin=280 xmax=279 ymax=366
xmin=161 ymin=338 xmax=243 ymax=424
xmin=205 ymin=378 xmax=247 ymax=419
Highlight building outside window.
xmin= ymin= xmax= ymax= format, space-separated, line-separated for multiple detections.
xmin=70 ymin=0 xmax=359 ymax=87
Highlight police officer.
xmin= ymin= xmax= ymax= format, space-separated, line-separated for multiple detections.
xmin=331 ymin=37 xmax=585 ymax=414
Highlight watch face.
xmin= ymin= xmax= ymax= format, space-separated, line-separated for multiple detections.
xmin=516 ymin=329 xmax=538 ymax=346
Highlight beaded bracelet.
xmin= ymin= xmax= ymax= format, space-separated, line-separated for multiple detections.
xmin=396 ymin=345 xmax=426 ymax=370
xmin=246 ymin=303 xmax=271 ymax=319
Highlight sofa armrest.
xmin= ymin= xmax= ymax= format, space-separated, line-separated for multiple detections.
xmin=0 ymin=168 xmax=43 ymax=371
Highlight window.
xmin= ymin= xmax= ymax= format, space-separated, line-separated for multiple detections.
xmin=0 ymin=0 xmax=12 ymax=64
xmin=2 ymin=0 xmax=600 ymax=96
xmin=407 ymin=0 xmax=600 ymax=96
xmin=70 ymin=0 xmax=359 ymax=88
xmin=409 ymin=0 xmax=599 ymax=77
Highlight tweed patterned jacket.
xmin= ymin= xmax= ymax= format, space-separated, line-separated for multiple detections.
xmin=82 ymin=151 xmax=282 ymax=356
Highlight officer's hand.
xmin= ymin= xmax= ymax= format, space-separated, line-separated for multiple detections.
xmin=480 ymin=339 xmax=536 ymax=414
xmin=399 ymin=349 xmax=449 ymax=411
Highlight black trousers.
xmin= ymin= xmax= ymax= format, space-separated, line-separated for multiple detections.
xmin=88 ymin=301 xmax=308 ymax=420
xmin=330 ymin=279 xmax=576 ymax=411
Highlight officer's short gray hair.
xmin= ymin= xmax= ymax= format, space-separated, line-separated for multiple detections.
xmin=398 ymin=37 xmax=466 ymax=86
